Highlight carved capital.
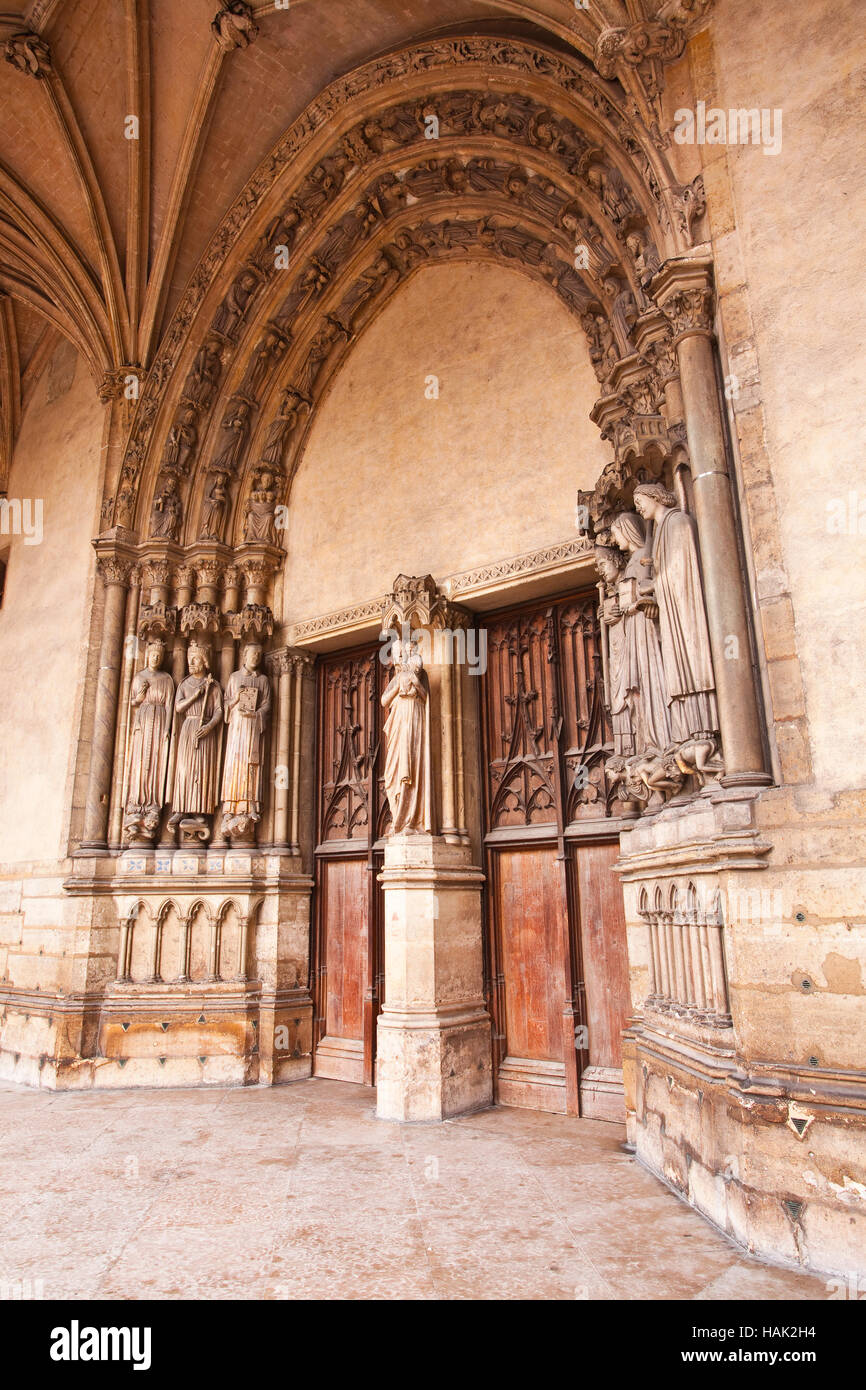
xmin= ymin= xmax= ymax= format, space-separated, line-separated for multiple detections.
xmin=266 ymin=648 xmax=291 ymax=678
xmin=96 ymin=554 xmax=133 ymax=587
xmin=650 ymin=258 xmax=715 ymax=343
xmin=195 ymin=561 xmax=224 ymax=592
xmin=4 ymin=32 xmax=52 ymax=79
xmin=211 ymin=2 xmax=258 ymax=52
xmin=291 ymin=650 xmax=316 ymax=679
xmin=141 ymin=558 xmax=172 ymax=590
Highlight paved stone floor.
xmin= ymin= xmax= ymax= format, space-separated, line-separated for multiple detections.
xmin=1 ymin=1077 xmax=830 ymax=1301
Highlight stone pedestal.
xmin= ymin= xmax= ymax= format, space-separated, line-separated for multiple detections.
xmin=376 ymin=834 xmax=492 ymax=1122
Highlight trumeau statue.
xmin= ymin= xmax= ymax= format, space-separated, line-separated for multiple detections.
xmin=221 ymin=643 xmax=271 ymax=840
xmin=169 ymin=643 xmax=223 ymax=829
xmin=122 ymin=639 xmax=174 ymax=844
xmin=381 ymin=637 xmax=433 ymax=834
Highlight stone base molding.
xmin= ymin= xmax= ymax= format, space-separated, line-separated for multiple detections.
xmin=0 ymin=860 xmax=314 ymax=1090
xmin=376 ymin=835 xmax=493 ymax=1121
xmin=617 ymin=786 xmax=866 ymax=1279
xmin=623 ymin=1023 xmax=866 ymax=1279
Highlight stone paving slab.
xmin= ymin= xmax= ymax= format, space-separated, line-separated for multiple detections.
xmin=0 ymin=1077 xmax=831 ymax=1301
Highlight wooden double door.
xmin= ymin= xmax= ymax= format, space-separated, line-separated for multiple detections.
xmin=480 ymin=592 xmax=631 ymax=1120
xmin=311 ymin=589 xmax=632 ymax=1118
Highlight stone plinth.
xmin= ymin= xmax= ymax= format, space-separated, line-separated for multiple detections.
xmin=376 ymin=834 xmax=492 ymax=1122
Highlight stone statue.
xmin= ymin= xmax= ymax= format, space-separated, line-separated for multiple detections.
xmin=633 ymin=483 xmax=720 ymax=746
xmin=243 ymin=468 xmax=277 ymax=543
xmin=610 ymin=510 xmax=671 ymax=756
xmin=595 ymin=545 xmax=634 ymax=757
xmin=122 ymin=639 xmax=174 ymax=844
xmin=221 ymin=643 xmax=272 ymax=841
xmin=150 ymin=475 xmax=181 ymax=540
xmin=381 ymin=637 xmax=433 ymax=834
xmin=603 ymin=276 xmax=638 ymax=358
xmin=161 ymin=406 xmax=197 ymax=477
xmin=169 ymin=643 xmax=223 ymax=830
xmin=199 ymin=474 xmax=230 ymax=541
xmin=187 ymin=339 xmax=222 ymax=409
xmin=212 ymin=400 xmax=251 ymax=475
xmin=260 ymin=388 xmax=309 ymax=468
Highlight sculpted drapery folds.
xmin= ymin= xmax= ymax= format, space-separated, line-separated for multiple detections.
xmin=600 ymin=490 xmax=724 ymax=807
xmin=122 ymin=640 xmax=174 ymax=844
xmin=170 ymin=643 xmax=224 ymax=824
xmin=595 ymin=545 xmax=634 ymax=758
xmin=632 ymin=483 xmax=720 ymax=748
xmin=221 ymin=643 xmax=272 ymax=839
xmin=610 ymin=510 xmax=671 ymax=756
xmin=381 ymin=639 xmax=433 ymax=835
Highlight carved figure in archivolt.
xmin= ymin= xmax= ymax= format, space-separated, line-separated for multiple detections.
xmin=169 ymin=643 xmax=223 ymax=826
xmin=632 ymin=483 xmax=720 ymax=748
xmin=212 ymin=268 xmax=259 ymax=339
xmin=122 ymin=639 xmax=174 ymax=844
xmin=212 ymin=399 xmax=251 ymax=474
xmin=161 ymin=406 xmax=197 ymax=477
xmin=221 ymin=643 xmax=272 ymax=839
xmin=381 ymin=638 xmax=433 ymax=835
xmin=199 ymin=474 xmax=230 ymax=541
xmin=150 ymin=475 xmax=181 ymax=540
xmin=243 ymin=468 xmax=278 ymax=544
xmin=260 ymin=388 xmax=310 ymax=468
xmin=610 ymin=510 xmax=672 ymax=756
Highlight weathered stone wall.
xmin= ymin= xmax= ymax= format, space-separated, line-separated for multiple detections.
xmin=621 ymin=3 xmax=866 ymax=1281
xmin=0 ymin=343 xmax=103 ymax=868
xmin=281 ymin=260 xmax=608 ymax=626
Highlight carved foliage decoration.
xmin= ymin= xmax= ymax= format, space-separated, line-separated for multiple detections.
xmin=319 ymin=653 xmax=378 ymax=842
xmin=483 ymin=597 xmax=613 ymax=830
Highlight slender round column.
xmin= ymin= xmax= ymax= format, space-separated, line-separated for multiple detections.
xmin=266 ymin=650 xmax=291 ymax=849
xmin=81 ymin=554 xmax=132 ymax=850
xmin=651 ymin=259 xmax=767 ymax=784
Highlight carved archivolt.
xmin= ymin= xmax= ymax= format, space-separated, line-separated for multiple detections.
xmin=105 ymin=35 xmax=707 ymax=541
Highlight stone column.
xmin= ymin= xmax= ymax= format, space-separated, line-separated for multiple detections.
xmin=81 ymin=552 xmax=133 ymax=850
xmin=108 ymin=567 xmax=141 ymax=847
xmin=267 ymin=649 xmax=291 ymax=849
xmin=290 ymin=655 xmax=312 ymax=853
xmin=651 ymin=258 xmax=767 ymax=784
xmin=375 ymin=575 xmax=492 ymax=1121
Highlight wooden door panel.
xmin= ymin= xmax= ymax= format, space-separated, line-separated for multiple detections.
xmin=313 ymin=643 xmax=384 ymax=1086
xmin=575 ymin=840 xmax=631 ymax=1121
xmin=495 ymin=846 xmax=569 ymax=1114
xmin=314 ymin=856 xmax=368 ymax=1083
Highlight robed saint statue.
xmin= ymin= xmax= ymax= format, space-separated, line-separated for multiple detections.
xmin=381 ymin=637 xmax=433 ymax=835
